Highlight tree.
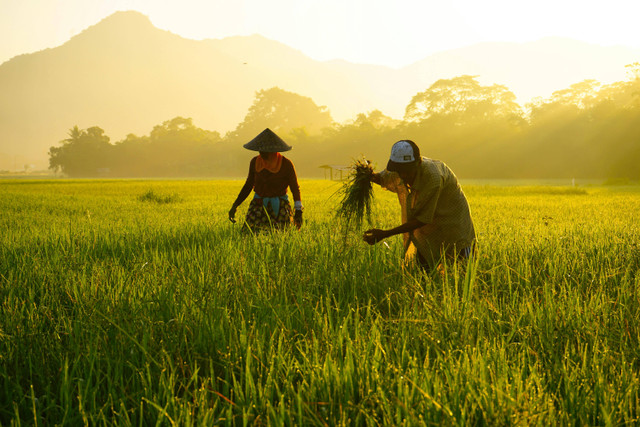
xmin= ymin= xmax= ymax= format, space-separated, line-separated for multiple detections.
xmin=143 ymin=117 xmax=223 ymax=175
xmin=229 ymin=87 xmax=334 ymax=141
xmin=49 ymin=126 xmax=112 ymax=176
xmin=625 ymin=62 xmax=640 ymax=81
xmin=404 ymin=75 xmax=523 ymax=125
xmin=350 ymin=110 xmax=400 ymax=130
xmin=149 ymin=117 xmax=220 ymax=145
xmin=624 ymin=63 xmax=640 ymax=108
xmin=527 ymin=80 xmax=601 ymax=123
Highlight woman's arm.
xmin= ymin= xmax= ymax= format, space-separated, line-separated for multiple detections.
xmin=233 ymin=158 xmax=256 ymax=207
xmin=229 ymin=158 xmax=255 ymax=222
xmin=286 ymin=159 xmax=302 ymax=212
xmin=286 ymin=159 xmax=303 ymax=229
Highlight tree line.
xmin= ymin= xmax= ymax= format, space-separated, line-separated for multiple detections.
xmin=49 ymin=66 xmax=640 ymax=179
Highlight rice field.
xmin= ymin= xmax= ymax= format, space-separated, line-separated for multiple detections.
xmin=1 ymin=179 xmax=639 ymax=425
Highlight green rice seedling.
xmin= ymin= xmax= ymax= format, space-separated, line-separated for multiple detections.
xmin=138 ymin=188 xmax=183 ymax=204
xmin=335 ymin=157 xmax=375 ymax=229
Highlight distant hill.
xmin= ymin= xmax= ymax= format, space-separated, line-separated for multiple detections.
xmin=1 ymin=10 xmax=638 ymax=170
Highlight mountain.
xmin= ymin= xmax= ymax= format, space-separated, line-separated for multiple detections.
xmin=1 ymin=10 xmax=638 ymax=171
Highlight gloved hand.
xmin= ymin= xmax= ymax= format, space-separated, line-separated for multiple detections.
xmin=294 ymin=209 xmax=303 ymax=229
xmin=228 ymin=204 xmax=237 ymax=223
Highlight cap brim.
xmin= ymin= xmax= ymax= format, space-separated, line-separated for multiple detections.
xmin=387 ymin=159 xmax=416 ymax=173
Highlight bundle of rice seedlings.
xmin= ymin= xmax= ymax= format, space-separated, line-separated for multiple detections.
xmin=335 ymin=157 xmax=375 ymax=229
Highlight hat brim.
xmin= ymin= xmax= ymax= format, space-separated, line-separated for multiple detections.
xmin=387 ymin=159 xmax=417 ymax=173
xmin=246 ymin=146 xmax=291 ymax=153
xmin=243 ymin=143 xmax=291 ymax=152
xmin=243 ymin=128 xmax=292 ymax=152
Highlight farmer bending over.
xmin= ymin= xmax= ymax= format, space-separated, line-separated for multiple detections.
xmin=229 ymin=128 xmax=303 ymax=231
xmin=363 ymin=140 xmax=475 ymax=271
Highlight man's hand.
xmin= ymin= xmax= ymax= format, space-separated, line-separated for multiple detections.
xmin=294 ymin=209 xmax=303 ymax=229
xmin=370 ymin=172 xmax=381 ymax=185
xmin=363 ymin=228 xmax=387 ymax=245
xmin=228 ymin=204 xmax=237 ymax=223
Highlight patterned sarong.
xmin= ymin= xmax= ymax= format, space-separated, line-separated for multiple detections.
xmin=243 ymin=195 xmax=292 ymax=232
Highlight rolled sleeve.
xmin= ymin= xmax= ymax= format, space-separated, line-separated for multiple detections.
xmin=379 ymin=170 xmax=403 ymax=193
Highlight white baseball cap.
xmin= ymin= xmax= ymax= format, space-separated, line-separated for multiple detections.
xmin=387 ymin=140 xmax=420 ymax=172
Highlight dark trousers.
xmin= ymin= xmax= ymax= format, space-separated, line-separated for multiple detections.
xmin=416 ymin=244 xmax=475 ymax=272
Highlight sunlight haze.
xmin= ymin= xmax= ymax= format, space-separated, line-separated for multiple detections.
xmin=2 ymin=0 xmax=640 ymax=67
xmin=1 ymin=0 xmax=640 ymax=173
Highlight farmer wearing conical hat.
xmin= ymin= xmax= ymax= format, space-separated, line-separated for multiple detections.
xmin=363 ymin=140 xmax=475 ymax=270
xmin=229 ymin=128 xmax=303 ymax=231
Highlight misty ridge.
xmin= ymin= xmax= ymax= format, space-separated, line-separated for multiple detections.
xmin=1 ymin=10 xmax=640 ymax=179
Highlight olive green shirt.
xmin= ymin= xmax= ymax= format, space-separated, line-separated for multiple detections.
xmin=380 ymin=157 xmax=476 ymax=266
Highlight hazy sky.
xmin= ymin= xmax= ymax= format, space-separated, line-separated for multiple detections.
xmin=1 ymin=0 xmax=640 ymax=67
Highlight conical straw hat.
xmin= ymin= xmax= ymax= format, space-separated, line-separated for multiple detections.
xmin=243 ymin=128 xmax=292 ymax=152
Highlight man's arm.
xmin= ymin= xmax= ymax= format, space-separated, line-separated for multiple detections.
xmin=371 ymin=171 xmax=404 ymax=194
xmin=363 ymin=219 xmax=436 ymax=245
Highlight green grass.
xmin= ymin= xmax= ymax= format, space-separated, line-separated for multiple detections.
xmin=1 ymin=179 xmax=639 ymax=425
